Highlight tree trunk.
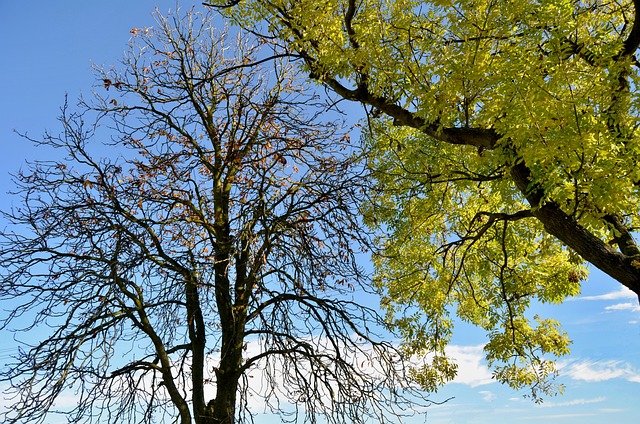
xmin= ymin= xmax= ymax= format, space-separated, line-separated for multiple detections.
xmin=202 ymin=316 xmax=246 ymax=424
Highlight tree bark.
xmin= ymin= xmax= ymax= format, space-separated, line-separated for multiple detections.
xmin=510 ymin=162 xmax=640 ymax=296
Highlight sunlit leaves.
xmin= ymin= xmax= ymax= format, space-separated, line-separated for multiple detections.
xmin=365 ymin=118 xmax=585 ymax=395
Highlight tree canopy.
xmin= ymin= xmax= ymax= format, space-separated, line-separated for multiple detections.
xmin=0 ymin=9 xmax=426 ymax=424
xmin=210 ymin=0 xmax=640 ymax=398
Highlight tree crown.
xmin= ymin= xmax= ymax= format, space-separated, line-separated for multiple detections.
xmin=208 ymin=0 xmax=640 ymax=399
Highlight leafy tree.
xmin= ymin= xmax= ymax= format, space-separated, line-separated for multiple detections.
xmin=210 ymin=0 xmax=640 ymax=398
xmin=0 ymin=9 xmax=426 ymax=424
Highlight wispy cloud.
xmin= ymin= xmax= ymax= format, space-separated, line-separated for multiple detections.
xmin=628 ymin=374 xmax=640 ymax=383
xmin=538 ymin=396 xmax=606 ymax=408
xmin=522 ymin=413 xmax=596 ymax=420
xmin=479 ymin=390 xmax=496 ymax=402
xmin=605 ymin=302 xmax=640 ymax=313
xmin=560 ymin=360 xmax=640 ymax=383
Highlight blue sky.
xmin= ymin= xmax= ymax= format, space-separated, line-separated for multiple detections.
xmin=1 ymin=1 xmax=639 ymax=423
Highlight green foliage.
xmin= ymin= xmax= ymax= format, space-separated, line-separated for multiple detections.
xmin=364 ymin=120 xmax=583 ymax=396
xmin=210 ymin=0 xmax=640 ymax=399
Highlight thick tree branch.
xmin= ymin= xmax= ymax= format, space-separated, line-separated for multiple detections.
xmin=318 ymin=75 xmax=499 ymax=149
xmin=603 ymin=214 xmax=640 ymax=258
xmin=623 ymin=0 xmax=640 ymax=56
xmin=510 ymin=162 xmax=640 ymax=296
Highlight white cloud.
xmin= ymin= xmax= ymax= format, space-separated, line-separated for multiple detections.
xmin=445 ymin=345 xmax=494 ymax=388
xmin=406 ymin=344 xmax=495 ymax=389
xmin=604 ymin=302 xmax=640 ymax=312
xmin=238 ymin=335 xmax=429 ymax=415
xmin=478 ymin=390 xmax=496 ymax=402
xmin=572 ymin=286 xmax=637 ymax=301
xmin=560 ymin=360 xmax=640 ymax=383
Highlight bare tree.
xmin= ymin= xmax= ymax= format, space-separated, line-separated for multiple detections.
xmin=0 ymin=9 xmax=427 ymax=424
